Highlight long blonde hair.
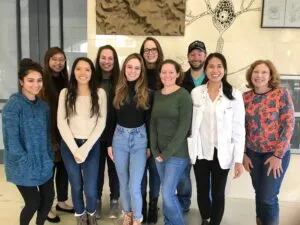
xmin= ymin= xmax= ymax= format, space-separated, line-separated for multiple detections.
xmin=113 ymin=53 xmax=149 ymax=110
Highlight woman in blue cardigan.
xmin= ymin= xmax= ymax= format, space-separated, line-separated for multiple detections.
xmin=2 ymin=58 xmax=54 ymax=225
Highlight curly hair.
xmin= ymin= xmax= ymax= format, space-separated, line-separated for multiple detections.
xmin=246 ymin=59 xmax=280 ymax=89
xmin=113 ymin=53 xmax=149 ymax=110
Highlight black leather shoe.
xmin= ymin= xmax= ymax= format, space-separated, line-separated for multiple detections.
xmin=46 ymin=215 xmax=61 ymax=223
xmin=56 ymin=204 xmax=75 ymax=213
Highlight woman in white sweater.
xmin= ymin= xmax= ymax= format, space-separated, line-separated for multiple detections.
xmin=187 ymin=53 xmax=245 ymax=225
xmin=57 ymin=57 xmax=107 ymax=225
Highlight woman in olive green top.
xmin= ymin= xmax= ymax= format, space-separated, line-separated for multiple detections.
xmin=150 ymin=59 xmax=192 ymax=225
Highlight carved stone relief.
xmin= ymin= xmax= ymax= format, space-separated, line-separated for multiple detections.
xmin=96 ymin=0 xmax=186 ymax=36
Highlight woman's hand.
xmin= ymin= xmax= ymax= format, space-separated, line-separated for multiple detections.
xmin=73 ymin=152 xmax=83 ymax=164
xmin=243 ymin=154 xmax=253 ymax=172
xmin=233 ymin=163 xmax=244 ymax=179
xmin=264 ymin=156 xmax=283 ymax=179
xmin=107 ymin=146 xmax=114 ymax=161
xmin=155 ymin=156 xmax=163 ymax=162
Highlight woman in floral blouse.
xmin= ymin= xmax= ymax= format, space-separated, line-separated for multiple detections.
xmin=243 ymin=59 xmax=295 ymax=225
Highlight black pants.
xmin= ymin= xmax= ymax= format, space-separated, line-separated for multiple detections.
xmin=54 ymin=160 xmax=69 ymax=201
xmin=17 ymin=178 xmax=54 ymax=225
xmin=97 ymin=140 xmax=120 ymax=201
xmin=193 ymin=149 xmax=229 ymax=225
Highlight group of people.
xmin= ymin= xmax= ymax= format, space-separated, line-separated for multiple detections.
xmin=2 ymin=38 xmax=295 ymax=225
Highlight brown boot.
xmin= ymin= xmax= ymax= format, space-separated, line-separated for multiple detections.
xmin=256 ymin=218 xmax=263 ymax=225
xmin=88 ymin=214 xmax=98 ymax=225
xmin=76 ymin=213 xmax=88 ymax=225
xmin=123 ymin=212 xmax=133 ymax=225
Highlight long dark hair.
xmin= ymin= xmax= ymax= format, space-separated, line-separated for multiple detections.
xmin=43 ymin=47 xmax=68 ymax=100
xmin=95 ymin=45 xmax=120 ymax=88
xmin=140 ymin=37 xmax=164 ymax=69
xmin=65 ymin=57 xmax=99 ymax=118
xmin=203 ymin=52 xmax=234 ymax=100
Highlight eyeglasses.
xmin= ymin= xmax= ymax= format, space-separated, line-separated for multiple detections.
xmin=144 ymin=48 xmax=158 ymax=54
xmin=50 ymin=57 xmax=66 ymax=63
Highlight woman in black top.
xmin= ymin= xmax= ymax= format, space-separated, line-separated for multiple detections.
xmin=41 ymin=47 xmax=74 ymax=223
xmin=94 ymin=45 xmax=120 ymax=219
xmin=139 ymin=37 xmax=164 ymax=223
xmin=107 ymin=53 xmax=151 ymax=225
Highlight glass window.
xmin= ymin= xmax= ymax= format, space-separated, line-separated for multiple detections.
xmin=63 ymin=0 xmax=87 ymax=69
xmin=50 ymin=0 xmax=60 ymax=47
xmin=0 ymin=0 xmax=18 ymax=151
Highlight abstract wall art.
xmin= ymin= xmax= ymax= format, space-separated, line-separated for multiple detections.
xmin=96 ymin=0 xmax=186 ymax=36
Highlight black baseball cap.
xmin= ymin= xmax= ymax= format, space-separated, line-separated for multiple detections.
xmin=188 ymin=40 xmax=206 ymax=54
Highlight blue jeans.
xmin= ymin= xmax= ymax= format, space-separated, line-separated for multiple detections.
xmin=156 ymin=156 xmax=189 ymax=225
xmin=177 ymin=163 xmax=192 ymax=212
xmin=248 ymin=150 xmax=290 ymax=225
xmin=61 ymin=139 xmax=100 ymax=214
xmin=112 ymin=124 xmax=147 ymax=221
xmin=141 ymin=154 xmax=161 ymax=199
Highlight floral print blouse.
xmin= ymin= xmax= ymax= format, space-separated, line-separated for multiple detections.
xmin=243 ymin=87 xmax=295 ymax=158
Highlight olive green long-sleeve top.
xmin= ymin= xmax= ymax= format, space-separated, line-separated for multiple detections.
xmin=150 ymin=88 xmax=193 ymax=160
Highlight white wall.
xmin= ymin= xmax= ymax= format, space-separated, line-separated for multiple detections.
xmin=87 ymin=0 xmax=300 ymax=202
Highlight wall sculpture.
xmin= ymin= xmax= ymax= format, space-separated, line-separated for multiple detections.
xmin=96 ymin=0 xmax=186 ymax=36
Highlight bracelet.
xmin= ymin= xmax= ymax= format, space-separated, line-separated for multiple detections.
xmin=273 ymin=154 xmax=282 ymax=159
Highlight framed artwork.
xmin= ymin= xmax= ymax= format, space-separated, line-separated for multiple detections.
xmin=280 ymin=75 xmax=300 ymax=154
xmin=261 ymin=0 xmax=300 ymax=28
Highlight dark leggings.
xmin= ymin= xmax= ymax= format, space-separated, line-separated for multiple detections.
xmin=17 ymin=178 xmax=54 ymax=225
xmin=193 ymin=149 xmax=229 ymax=225
xmin=54 ymin=160 xmax=69 ymax=201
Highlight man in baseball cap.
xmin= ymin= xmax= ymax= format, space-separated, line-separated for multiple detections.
xmin=177 ymin=40 xmax=208 ymax=213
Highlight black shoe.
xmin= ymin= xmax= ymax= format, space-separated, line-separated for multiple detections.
xmin=56 ymin=204 xmax=75 ymax=213
xmin=46 ymin=215 xmax=61 ymax=223
xmin=201 ymin=219 xmax=210 ymax=225
xmin=147 ymin=198 xmax=158 ymax=224
xmin=142 ymin=195 xmax=147 ymax=223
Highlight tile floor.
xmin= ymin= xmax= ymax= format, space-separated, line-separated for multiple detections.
xmin=0 ymin=165 xmax=299 ymax=225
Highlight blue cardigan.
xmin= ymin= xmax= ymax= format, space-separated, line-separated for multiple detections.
xmin=2 ymin=93 xmax=54 ymax=186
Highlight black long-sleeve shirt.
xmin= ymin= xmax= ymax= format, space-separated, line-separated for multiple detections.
xmin=106 ymin=80 xmax=152 ymax=147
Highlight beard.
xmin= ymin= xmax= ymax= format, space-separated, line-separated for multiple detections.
xmin=188 ymin=61 xmax=204 ymax=71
